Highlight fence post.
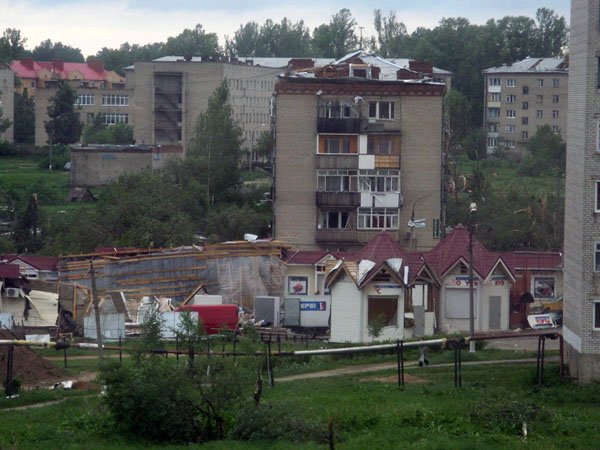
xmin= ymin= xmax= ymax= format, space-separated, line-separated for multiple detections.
xmin=176 ymin=335 xmax=179 ymax=362
xmin=4 ymin=345 xmax=14 ymax=397
xmin=118 ymin=336 xmax=122 ymax=364
xmin=278 ymin=334 xmax=282 ymax=354
xmin=536 ymin=336 xmax=546 ymax=386
xmin=233 ymin=337 xmax=237 ymax=362
xmin=267 ymin=341 xmax=274 ymax=388
xmin=396 ymin=340 xmax=404 ymax=388
xmin=63 ymin=345 xmax=68 ymax=369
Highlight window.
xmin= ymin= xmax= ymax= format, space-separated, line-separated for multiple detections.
xmin=522 ymin=101 xmax=529 ymax=110
xmin=552 ymin=95 xmax=560 ymax=103
xmin=488 ymin=123 xmax=498 ymax=132
xmin=358 ymin=169 xmax=400 ymax=193
xmin=367 ymin=136 xmax=397 ymax=155
xmin=506 ymin=140 xmax=516 ymax=148
xmin=506 ymin=109 xmax=516 ymax=118
xmin=76 ymin=94 xmax=95 ymax=106
xmin=596 ymin=57 xmax=600 ymax=88
xmin=506 ymin=78 xmax=516 ymax=87
xmin=552 ymin=125 xmax=561 ymax=134
xmin=522 ymin=117 xmax=529 ymax=125
xmin=318 ymin=135 xmax=357 ymax=154
xmin=522 ymin=131 xmax=529 ymax=140
xmin=522 ymin=85 xmax=529 ymax=95
xmin=536 ymin=94 xmax=544 ymax=104
xmin=102 ymin=94 xmax=129 ymax=106
xmin=592 ymin=300 xmax=600 ymax=330
xmin=489 ymin=92 xmax=501 ymax=102
xmin=506 ymin=94 xmax=516 ymax=103
xmin=319 ymin=100 xmax=352 ymax=118
xmin=319 ymin=211 xmax=349 ymax=229
xmin=489 ymin=77 xmax=501 ymax=86
xmin=487 ymin=137 xmax=498 ymax=147
xmin=595 ymin=181 xmax=600 ymax=212
xmin=358 ymin=207 xmax=399 ymax=229
xmin=368 ymin=101 xmax=394 ymax=120
xmin=595 ymin=242 xmax=600 ymax=271
xmin=505 ymin=124 xmax=515 ymax=133
xmin=368 ymin=297 xmax=398 ymax=327
xmin=537 ymin=79 xmax=544 ymax=87
xmin=533 ymin=277 xmax=555 ymax=299
xmin=536 ymin=110 xmax=544 ymax=119
xmin=487 ymin=108 xmax=500 ymax=118
xmin=552 ymin=110 xmax=559 ymax=118
xmin=101 ymin=113 xmax=128 ymax=124
xmin=553 ymin=78 xmax=560 ymax=88
xmin=317 ymin=170 xmax=357 ymax=192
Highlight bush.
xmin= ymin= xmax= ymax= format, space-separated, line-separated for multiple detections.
xmin=37 ymin=145 xmax=70 ymax=170
xmin=228 ymin=403 xmax=327 ymax=443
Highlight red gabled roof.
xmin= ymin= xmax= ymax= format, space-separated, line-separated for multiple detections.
xmin=10 ymin=59 xmax=124 ymax=83
xmin=1 ymin=254 xmax=58 ymax=271
xmin=424 ymin=225 xmax=513 ymax=280
xmin=284 ymin=250 xmax=330 ymax=265
xmin=353 ymin=231 xmax=408 ymax=263
xmin=500 ymin=251 xmax=562 ymax=272
xmin=0 ymin=263 xmax=21 ymax=279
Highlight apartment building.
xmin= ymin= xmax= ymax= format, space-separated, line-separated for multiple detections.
xmin=10 ymin=59 xmax=129 ymax=146
xmin=125 ymin=57 xmax=282 ymax=157
xmin=563 ymin=0 xmax=600 ymax=383
xmin=0 ymin=68 xmax=14 ymax=141
xmin=274 ymin=57 xmax=445 ymax=251
xmin=483 ymin=57 xmax=568 ymax=154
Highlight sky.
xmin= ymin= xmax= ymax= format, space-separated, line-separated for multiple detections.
xmin=1 ymin=0 xmax=570 ymax=58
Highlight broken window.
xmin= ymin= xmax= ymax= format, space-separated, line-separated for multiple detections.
xmin=368 ymin=297 xmax=398 ymax=327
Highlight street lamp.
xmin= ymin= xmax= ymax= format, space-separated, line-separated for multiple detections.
xmin=468 ymin=202 xmax=477 ymax=353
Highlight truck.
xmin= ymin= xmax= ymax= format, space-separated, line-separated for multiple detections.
xmin=175 ymin=304 xmax=239 ymax=335
xmin=254 ymin=296 xmax=330 ymax=337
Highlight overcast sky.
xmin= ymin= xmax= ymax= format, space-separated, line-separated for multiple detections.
xmin=1 ymin=1 xmax=570 ymax=58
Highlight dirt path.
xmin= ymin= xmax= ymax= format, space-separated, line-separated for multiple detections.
xmin=276 ymin=356 xmax=559 ymax=382
xmin=0 ymin=398 xmax=67 ymax=412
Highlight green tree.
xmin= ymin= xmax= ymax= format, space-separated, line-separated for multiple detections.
xmin=253 ymin=130 xmax=274 ymax=163
xmin=533 ymin=8 xmax=568 ymax=57
xmin=312 ymin=9 xmax=358 ymax=58
xmin=90 ymin=42 xmax=163 ymax=75
xmin=445 ymin=90 xmax=472 ymax=154
xmin=13 ymin=90 xmax=34 ymax=143
xmin=162 ymin=24 xmax=221 ymax=59
xmin=205 ymin=204 xmax=271 ymax=242
xmin=519 ymin=125 xmax=566 ymax=176
xmin=188 ymin=80 xmax=242 ymax=205
xmin=13 ymin=193 xmax=44 ymax=253
xmin=0 ymin=28 xmax=27 ymax=66
xmin=373 ymin=10 xmax=408 ymax=57
xmin=82 ymin=116 xmax=134 ymax=145
xmin=44 ymin=81 xmax=83 ymax=145
xmin=31 ymin=39 xmax=84 ymax=62
xmin=227 ymin=18 xmax=311 ymax=57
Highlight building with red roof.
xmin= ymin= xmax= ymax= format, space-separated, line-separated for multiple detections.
xmin=0 ymin=254 xmax=58 ymax=281
xmin=9 ymin=59 xmax=130 ymax=146
xmin=284 ymin=226 xmax=561 ymax=342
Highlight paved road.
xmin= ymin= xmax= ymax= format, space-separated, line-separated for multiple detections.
xmin=484 ymin=331 xmax=561 ymax=352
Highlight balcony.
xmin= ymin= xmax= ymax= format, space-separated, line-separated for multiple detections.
xmin=316 ymin=191 xmax=360 ymax=207
xmin=316 ymin=154 xmax=358 ymax=169
xmin=374 ymin=155 xmax=401 ymax=169
xmin=315 ymin=228 xmax=360 ymax=244
xmin=317 ymin=117 xmax=362 ymax=134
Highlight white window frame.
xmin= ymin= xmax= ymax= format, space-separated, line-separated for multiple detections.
xmin=489 ymin=77 xmax=501 ymax=86
xmin=101 ymin=113 xmax=129 ymax=125
xmin=553 ymin=78 xmax=560 ymax=88
xmin=505 ymin=124 xmax=515 ymax=133
xmin=358 ymin=169 xmax=400 ymax=193
xmin=552 ymin=110 xmax=559 ymax=119
xmin=319 ymin=210 xmax=350 ymax=229
xmin=506 ymin=94 xmax=516 ymax=103
xmin=595 ymin=241 xmax=600 ymax=271
xmin=357 ymin=207 xmax=399 ymax=230
xmin=489 ymin=92 xmax=501 ymax=102
xmin=76 ymin=93 xmax=95 ymax=106
xmin=102 ymin=93 xmax=129 ymax=106
xmin=536 ymin=110 xmax=544 ymax=119
xmin=368 ymin=101 xmax=395 ymax=120
xmin=317 ymin=169 xmax=357 ymax=192
xmin=594 ymin=300 xmax=600 ymax=330
xmin=506 ymin=109 xmax=516 ymax=118
xmin=487 ymin=108 xmax=500 ymax=118
xmin=595 ymin=181 xmax=600 ymax=213
xmin=537 ymin=78 xmax=544 ymax=87
xmin=506 ymin=78 xmax=516 ymax=87
xmin=319 ymin=135 xmax=355 ymax=154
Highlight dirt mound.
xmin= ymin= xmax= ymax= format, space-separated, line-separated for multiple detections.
xmin=0 ymin=330 xmax=63 ymax=387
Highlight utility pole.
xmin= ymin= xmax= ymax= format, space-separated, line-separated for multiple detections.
xmin=89 ymin=260 xmax=104 ymax=361
xmin=468 ymin=202 xmax=477 ymax=353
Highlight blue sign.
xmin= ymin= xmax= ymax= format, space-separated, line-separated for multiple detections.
xmin=300 ymin=301 xmax=327 ymax=311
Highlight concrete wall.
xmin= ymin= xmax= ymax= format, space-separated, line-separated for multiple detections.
xmin=70 ymin=148 xmax=152 ymax=187
xmin=563 ymin=0 xmax=600 ymax=383
xmin=0 ymin=69 xmax=14 ymax=141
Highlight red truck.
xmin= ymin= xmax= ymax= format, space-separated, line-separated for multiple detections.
xmin=175 ymin=304 xmax=239 ymax=335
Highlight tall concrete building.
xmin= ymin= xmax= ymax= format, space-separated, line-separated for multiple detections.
xmin=564 ymin=0 xmax=600 ymax=382
xmin=274 ymin=57 xmax=445 ymax=251
xmin=483 ymin=57 xmax=568 ymax=154
xmin=125 ymin=57 xmax=282 ymax=158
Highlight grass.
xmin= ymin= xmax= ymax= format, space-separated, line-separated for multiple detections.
xmin=1 ymin=361 xmax=599 ymax=449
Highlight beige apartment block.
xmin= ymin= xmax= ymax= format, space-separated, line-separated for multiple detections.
xmin=483 ymin=57 xmax=568 ymax=154
xmin=34 ymin=87 xmax=132 ymax=146
xmin=274 ymin=60 xmax=445 ymax=252
xmin=0 ymin=69 xmax=14 ymax=141
xmin=563 ymin=0 xmax=600 ymax=383
xmin=126 ymin=57 xmax=281 ymax=157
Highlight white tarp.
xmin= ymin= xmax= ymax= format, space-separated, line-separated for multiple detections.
xmin=84 ymin=312 xmax=125 ymax=340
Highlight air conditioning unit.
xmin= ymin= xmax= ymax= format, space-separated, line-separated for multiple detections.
xmin=5 ymin=288 xmax=21 ymax=298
